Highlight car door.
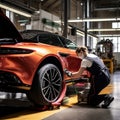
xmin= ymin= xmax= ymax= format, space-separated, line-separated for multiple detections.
xmin=58 ymin=36 xmax=91 ymax=78
xmin=57 ymin=36 xmax=80 ymax=72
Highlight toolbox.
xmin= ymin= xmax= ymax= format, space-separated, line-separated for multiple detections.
xmin=74 ymin=79 xmax=91 ymax=104
xmin=77 ymin=82 xmax=90 ymax=104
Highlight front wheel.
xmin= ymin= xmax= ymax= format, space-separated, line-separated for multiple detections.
xmin=27 ymin=64 xmax=65 ymax=106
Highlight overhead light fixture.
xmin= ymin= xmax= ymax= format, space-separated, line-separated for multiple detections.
xmin=88 ymin=34 xmax=98 ymax=39
xmin=97 ymin=34 xmax=120 ymax=37
xmin=0 ymin=3 xmax=32 ymax=17
xmin=70 ymin=18 xmax=119 ymax=22
xmin=76 ymin=30 xmax=98 ymax=38
xmin=88 ymin=28 xmax=120 ymax=32
xmin=76 ymin=29 xmax=84 ymax=36
xmin=76 ymin=31 xmax=84 ymax=37
xmin=55 ymin=18 xmax=120 ymax=23
xmin=68 ymin=25 xmax=97 ymax=38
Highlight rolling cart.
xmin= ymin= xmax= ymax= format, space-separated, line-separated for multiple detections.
xmin=64 ymin=69 xmax=91 ymax=104
xmin=77 ymin=80 xmax=90 ymax=104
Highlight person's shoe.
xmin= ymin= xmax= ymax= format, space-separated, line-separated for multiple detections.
xmin=102 ymin=96 xmax=114 ymax=108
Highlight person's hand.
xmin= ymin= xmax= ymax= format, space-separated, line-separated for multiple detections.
xmin=64 ymin=69 xmax=72 ymax=77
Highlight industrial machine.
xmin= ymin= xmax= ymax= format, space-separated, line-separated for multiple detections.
xmin=96 ymin=39 xmax=114 ymax=73
xmin=96 ymin=39 xmax=113 ymax=59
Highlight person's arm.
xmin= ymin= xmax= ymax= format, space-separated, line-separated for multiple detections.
xmin=64 ymin=59 xmax=89 ymax=78
xmin=72 ymin=67 xmax=86 ymax=78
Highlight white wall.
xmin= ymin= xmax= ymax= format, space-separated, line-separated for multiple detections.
xmin=113 ymin=53 xmax=120 ymax=68
xmin=31 ymin=9 xmax=60 ymax=33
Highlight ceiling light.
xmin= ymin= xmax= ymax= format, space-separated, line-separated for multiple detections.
xmin=0 ymin=3 xmax=32 ymax=17
xmin=55 ymin=18 xmax=120 ymax=23
xmin=76 ymin=31 xmax=84 ymax=36
xmin=69 ymin=18 xmax=118 ymax=22
xmin=97 ymin=34 xmax=120 ymax=37
xmin=88 ymin=28 xmax=120 ymax=32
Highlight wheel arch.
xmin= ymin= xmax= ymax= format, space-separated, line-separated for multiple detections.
xmin=28 ymin=56 xmax=66 ymax=105
xmin=33 ymin=56 xmax=64 ymax=83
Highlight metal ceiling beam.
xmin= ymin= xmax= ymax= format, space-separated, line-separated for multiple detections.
xmin=94 ymin=0 xmax=120 ymax=11
xmin=46 ymin=0 xmax=59 ymax=9
xmin=94 ymin=7 xmax=120 ymax=11
xmin=0 ymin=0 xmax=35 ymax=13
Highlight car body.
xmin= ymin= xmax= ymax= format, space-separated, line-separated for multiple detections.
xmin=0 ymin=9 xmax=90 ymax=106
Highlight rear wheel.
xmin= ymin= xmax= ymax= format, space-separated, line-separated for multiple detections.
xmin=27 ymin=64 xmax=63 ymax=106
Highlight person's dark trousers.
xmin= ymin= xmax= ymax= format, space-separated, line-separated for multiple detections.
xmin=87 ymin=71 xmax=110 ymax=106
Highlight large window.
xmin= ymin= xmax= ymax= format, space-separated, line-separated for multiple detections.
xmin=112 ymin=22 xmax=120 ymax=28
xmin=112 ymin=37 xmax=120 ymax=52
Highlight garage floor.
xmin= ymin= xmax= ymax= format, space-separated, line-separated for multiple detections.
xmin=0 ymin=71 xmax=120 ymax=120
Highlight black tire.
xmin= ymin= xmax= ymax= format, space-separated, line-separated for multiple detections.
xmin=27 ymin=64 xmax=63 ymax=106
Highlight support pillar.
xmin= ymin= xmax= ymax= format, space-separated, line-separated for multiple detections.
xmin=84 ymin=0 xmax=87 ymax=47
xmin=63 ymin=0 xmax=68 ymax=38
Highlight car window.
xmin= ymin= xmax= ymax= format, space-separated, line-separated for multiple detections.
xmin=38 ymin=34 xmax=64 ymax=47
xmin=21 ymin=31 xmax=64 ymax=47
xmin=21 ymin=31 xmax=42 ymax=40
xmin=20 ymin=30 xmax=77 ymax=49
xmin=37 ymin=34 xmax=51 ymax=44
xmin=50 ymin=35 xmax=64 ymax=47
xmin=59 ymin=36 xmax=77 ymax=50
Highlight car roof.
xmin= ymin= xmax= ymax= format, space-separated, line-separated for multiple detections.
xmin=20 ymin=30 xmax=65 ymax=40
xmin=20 ymin=30 xmax=60 ymax=36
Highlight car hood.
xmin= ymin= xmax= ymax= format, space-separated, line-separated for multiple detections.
xmin=0 ymin=9 xmax=23 ymax=41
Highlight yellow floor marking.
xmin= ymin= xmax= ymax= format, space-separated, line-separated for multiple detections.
xmin=99 ymin=84 xmax=113 ymax=94
xmin=2 ymin=96 xmax=77 ymax=120
xmin=1 ymin=84 xmax=113 ymax=120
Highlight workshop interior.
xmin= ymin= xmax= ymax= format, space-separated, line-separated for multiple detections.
xmin=0 ymin=0 xmax=120 ymax=120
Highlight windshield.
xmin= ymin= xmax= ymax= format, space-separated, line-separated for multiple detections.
xmin=65 ymin=39 xmax=77 ymax=50
xmin=59 ymin=37 xmax=77 ymax=50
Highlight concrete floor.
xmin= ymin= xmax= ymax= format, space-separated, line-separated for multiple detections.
xmin=43 ymin=71 xmax=120 ymax=120
xmin=0 ymin=71 xmax=120 ymax=120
